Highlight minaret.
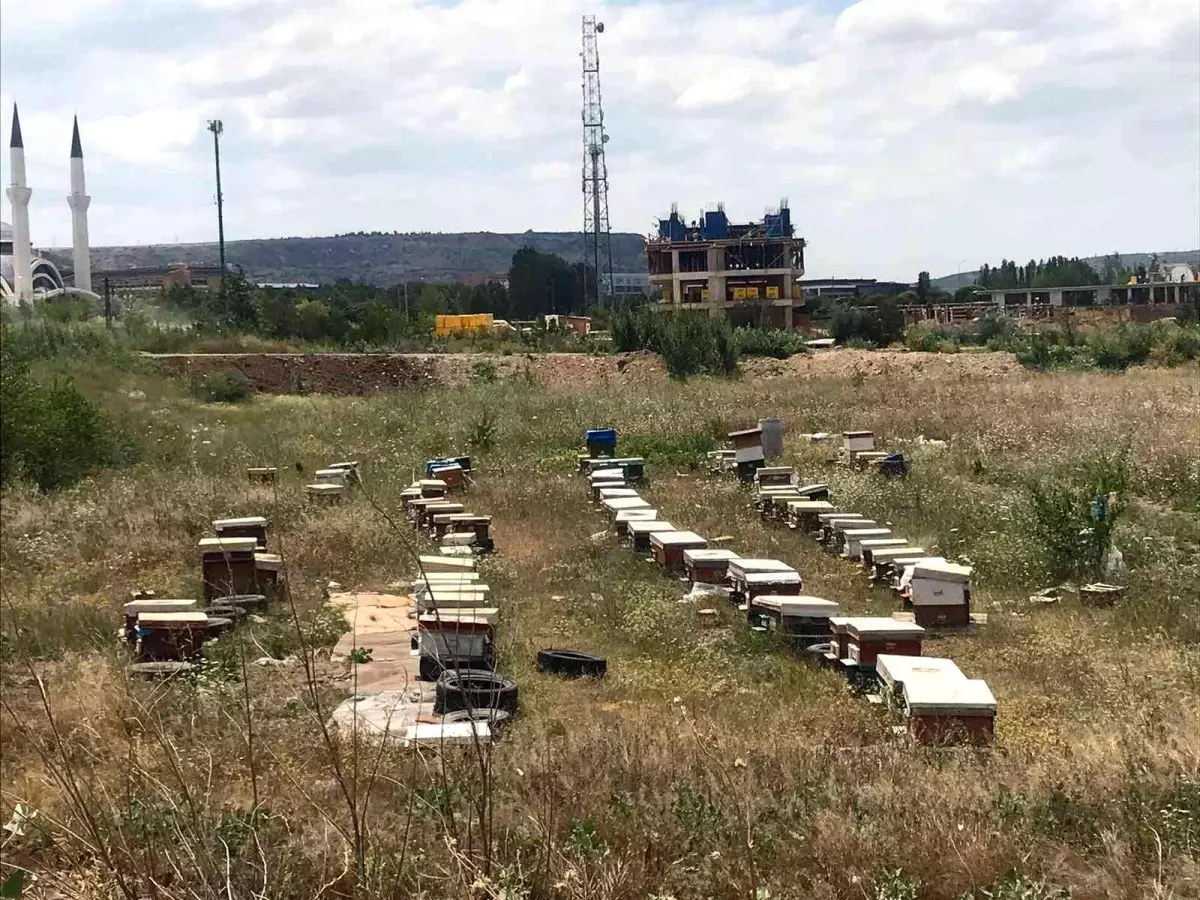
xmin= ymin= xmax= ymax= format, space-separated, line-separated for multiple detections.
xmin=67 ymin=116 xmax=92 ymax=292
xmin=6 ymin=104 xmax=34 ymax=301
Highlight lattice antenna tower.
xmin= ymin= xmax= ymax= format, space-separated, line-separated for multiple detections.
xmin=581 ymin=15 xmax=614 ymax=306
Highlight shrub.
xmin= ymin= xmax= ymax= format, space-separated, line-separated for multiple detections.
xmin=904 ymin=325 xmax=959 ymax=353
xmin=470 ymin=360 xmax=498 ymax=384
xmin=978 ymin=311 xmax=1018 ymax=343
xmin=734 ymin=326 xmax=808 ymax=359
xmin=611 ymin=308 xmax=739 ymax=377
xmin=0 ymin=346 xmax=133 ymax=490
xmin=1026 ymin=446 xmax=1129 ymax=580
xmin=829 ymin=299 xmax=905 ymax=347
xmin=1087 ymin=324 xmax=1154 ymax=370
xmin=188 ymin=371 xmax=253 ymax=403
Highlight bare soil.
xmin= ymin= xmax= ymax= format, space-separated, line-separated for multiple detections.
xmin=148 ymin=347 xmax=1022 ymax=395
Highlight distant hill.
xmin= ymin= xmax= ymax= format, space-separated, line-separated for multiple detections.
xmin=932 ymin=250 xmax=1200 ymax=291
xmin=48 ymin=231 xmax=648 ymax=286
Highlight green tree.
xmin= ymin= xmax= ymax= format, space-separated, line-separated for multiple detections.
xmin=294 ymin=298 xmax=331 ymax=341
xmin=916 ymin=271 xmax=931 ymax=303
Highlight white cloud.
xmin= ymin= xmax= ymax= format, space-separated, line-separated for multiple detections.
xmin=1 ymin=0 xmax=1196 ymax=278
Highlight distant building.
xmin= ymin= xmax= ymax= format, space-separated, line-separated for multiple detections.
xmin=610 ymin=271 xmax=651 ymax=298
xmin=796 ymin=278 xmax=911 ymax=298
xmin=647 ymin=201 xmax=806 ymax=329
xmin=460 ymin=272 xmax=509 ymax=288
xmin=96 ymin=263 xmax=224 ymax=292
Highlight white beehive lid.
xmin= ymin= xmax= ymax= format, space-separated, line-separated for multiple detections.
xmin=788 ymin=500 xmax=834 ymax=513
xmin=441 ymin=533 xmax=477 ymax=547
xmin=818 ymin=512 xmax=862 ymax=525
xmin=439 ymin=546 xmax=476 ymax=557
xmin=684 ymin=548 xmax=741 ymax=565
xmin=860 ymin=538 xmax=908 ymax=550
xmin=418 ymin=608 xmax=499 ymax=626
xmin=876 ymin=655 xmax=965 ymax=692
xmin=833 ymin=520 xmax=878 ymax=534
xmin=615 ymin=509 xmax=658 ymax=523
xmin=743 ymin=570 xmax=801 ymax=586
xmin=424 ymin=502 xmax=465 ymax=513
xmin=753 ymin=595 xmax=839 ymax=617
xmin=795 ymin=483 xmax=829 ymax=496
xmin=138 ymin=612 xmax=210 ymax=626
xmin=306 ymin=482 xmax=347 ymax=494
xmin=904 ymin=678 xmax=996 ymax=715
xmin=254 ymin=552 xmax=282 ymax=571
xmin=418 ymin=555 xmax=475 ymax=572
xmin=213 ymin=516 xmax=267 ymax=529
xmin=198 ymin=536 xmax=258 ymax=552
xmin=597 ymin=488 xmax=640 ymax=500
xmin=870 ymin=547 xmax=926 ymax=562
xmin=628 ymin=520 xmax=676 ymax=534
xmin=728 ymin=558 xmax=795 ymax=577
xmin=649 ymin=530 xmax=707 ymax=548
xmin=413 ymin=571 xmax=480 ymax=582
xmin=590 ymin=469 xmax=625 ymax=481
xmin=755 ymin=466 xmax=794 ymax=479
xmin=912 ymin=560 xmax=973 ymax=583
xmin=847 ymin=618 xmax=926 ymax=639
xmin=418 ymin=479 xmax=447 ymax=490
xmin=403 ymin=721 xmax=491 ymax=745
xmin=843 ymin=430 xmax=874 ymax=439
xmin=602 ymin=497 xmax=652 ymax=513
xmin=124 ymin=599 xmax=197 ymax=616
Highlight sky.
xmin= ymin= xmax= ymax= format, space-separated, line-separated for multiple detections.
xmin=1 ymin=0 xmax=1198 ymax=280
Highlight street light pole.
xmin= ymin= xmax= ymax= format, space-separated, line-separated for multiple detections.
xmin=207 ymin=120 xmax=226 ymax=274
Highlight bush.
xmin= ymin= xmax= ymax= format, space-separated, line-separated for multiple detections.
xmin=189 ymin=371 xmax=253 ymax=403
xmin=1026 ymin=447 xmax=1129 ymax=580
xmin=0 ymin=346 xmax=134 ymax=490
xmin=904 ymin=325 xmax=960 ymax=353
xmin=979 ymin=312 xmax=1018 ymax=343
xmin=1087 ymin=324 xmax=1153 ymax=370
xmin=830 ymin=299 xmax=905 ymax=347
xmin=734 ymin=326 xmax=808 ymax=359
xmin=611 ymin=308 xmax=739 ymax=378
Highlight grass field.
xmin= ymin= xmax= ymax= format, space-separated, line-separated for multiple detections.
xmin=1 ymin=353 xmax=1198 ymax=899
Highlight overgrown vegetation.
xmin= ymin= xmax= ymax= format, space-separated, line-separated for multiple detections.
xmin=187 ymin=371 xmax=253 ymax=403
xmin=0 ymin=340 xmax=135 ymax=490
xmin=1 ymin=331 xmax=1198 ymax=898
xmin=829 ymin=298 xmax=906 ymax=346
xmin=612 ymin=307 xmax=740 ymax=377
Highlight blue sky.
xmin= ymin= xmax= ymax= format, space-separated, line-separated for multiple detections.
xmin=2 ymin=0 xmax=1198 ymax=279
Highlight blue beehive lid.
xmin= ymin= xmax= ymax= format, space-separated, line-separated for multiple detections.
xmin=586 ymin=428 xmax=617 ymax=442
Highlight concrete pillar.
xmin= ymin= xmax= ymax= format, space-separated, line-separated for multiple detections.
xmin=1049 ymin=289 xmax=1064 ymax=307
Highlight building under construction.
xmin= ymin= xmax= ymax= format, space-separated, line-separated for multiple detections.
xmin=647 ymin=202 xmax=806 ymax=328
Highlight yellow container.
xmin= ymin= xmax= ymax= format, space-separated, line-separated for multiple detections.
xmin=745 ymin=286 xmax=760 ymax=299
xmin=700 ymin=289 xmax=710 ymax=301
xmin=732 ymin=287 xmax=747 ymax=301
xmin=766 ymin=286 xmax=780 ymax=299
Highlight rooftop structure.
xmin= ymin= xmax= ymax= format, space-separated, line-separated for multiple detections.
xmin=647 ymin=201 xmax=807 ymax=329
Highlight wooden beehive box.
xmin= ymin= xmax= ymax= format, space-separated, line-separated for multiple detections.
xmin=875 ymin=654 xmax=965 ymax=702
xmin=602 ymin=496 xmax=652 ymax=518
xmin=840 ymin=528 xmax=894 ymax=559
xmin=683 ymin=548 xmax=742 ymax=585
xmin=649 ymin=531 xmax=708 ymax=572
xmin=826 ymin=519 xmax=879 ymax=549
xmin=909 ymin=561 xmax=972 ymax=628
xmin=198 ymin=537 xmax=259 ymax=601
xmin=750 ymin=595 xmax=840 ymax=644
xmin=863 ymin=544 xmax=924 ymax=573
xmin=817 ymin=513 xmax=866 ymax=542
xmin=786 ymin=500 xmax=836 ymax=532
xmin=843 ymin=431 xmax=876 ymax=454
xmin=846 ymin=618 xmax=925 ymax=668
xmin=903 ymin=677 xmax=996 ymax=745
xmin=614 ymin=508 xmax=659 ymax=538
xmin=628 ymin=520 xmax=676 ymax=553
xmin=418 ymin=555 xmax=475 ymax=574
xmin=742 ymin=571 xmax=804 ymax=605
xmin=214 ymin=516 xmax=268 ymax=549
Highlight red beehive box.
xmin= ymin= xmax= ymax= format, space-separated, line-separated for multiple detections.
xmin=845 ymin=618 xmax=925 ymax=668
xmin=903 ymin=678 xmax=996 ymax=745
xmin=649 ymin=531 xmax=708 ymax=573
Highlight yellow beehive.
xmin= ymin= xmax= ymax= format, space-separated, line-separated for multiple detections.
xmin=745 ymin=286 xmax=760 ymax=298
xmin=766 ymin=286 xmax=780 ymax=299
xmin=732 ymin=287 xmax=748 ymax=301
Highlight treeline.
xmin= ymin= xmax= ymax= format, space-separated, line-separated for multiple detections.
xmin=167 ymin=247 xmax=620 ymax=345
xmin=977 ymin=257 xmax=1100 ymax=290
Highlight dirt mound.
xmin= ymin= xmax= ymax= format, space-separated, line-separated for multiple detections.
xmin=148 ymin=351 xmax=667 ymax=395
xmin=740 ymin=348 xmax=1023 ymax=380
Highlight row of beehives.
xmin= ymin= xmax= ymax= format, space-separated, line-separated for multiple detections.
xmin=709 ymin=428 xmax=907 ymax=481
xmin=750 ymin=464 xmax=995 ymax=745
xmin=120 ymin=513 xmax=284 ymax=676
xmin=582 ymin=450 xmax=995 ymax=746
xmin=247 ymin=460 xmax=363 ymax=503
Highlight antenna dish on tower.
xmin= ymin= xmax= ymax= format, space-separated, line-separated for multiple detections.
xmin=597 ymin=21 xmax=604 ymax=32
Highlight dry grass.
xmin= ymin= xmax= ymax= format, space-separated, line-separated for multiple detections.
xmin=2 ymin=357 xmax=1199 ymax=899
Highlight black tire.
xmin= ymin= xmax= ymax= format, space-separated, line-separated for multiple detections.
xmin=536 ymin=649 xmax=607 ymax=679
xmin=435 ymin=670 xmax=518 ymax=715
xmin=205 ymin=604 xmax=245 ymax=620
xmin=204 ymin=616 xmax=234 ymax=636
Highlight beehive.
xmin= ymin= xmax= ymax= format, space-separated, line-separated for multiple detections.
xmin=199 ymin=537 xmax=259 ymax=601
xmin=908 ymin=561 xmax=972 ymax=628
xmin=613 ymin=508 xmax=659 ymax=538
xmin=903 ymin=678 xmax=996 ymax=745
xmin=649 ymin=531 xmax=708 ymax=573
xmin=683 ymin=548 xmax=742 ymax=585
xmin=750 ymin=595 xmax=840 ymax=645
xmin=845 ymin=618 xmax=925 ymax=668
xmin=839 ymin=528 xmax=894 ymax=559
xmin=627 ymin=520 xmax=676 ymax=553
xmin=602 ymin=496 xmax=652 ymax=518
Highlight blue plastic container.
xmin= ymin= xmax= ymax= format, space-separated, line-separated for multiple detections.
xmin=585 ymin=428 xmax=617 ymax=456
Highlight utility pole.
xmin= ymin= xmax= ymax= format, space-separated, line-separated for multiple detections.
xmin=581 ymin=15 xmax=614 ymax=308
xmin=103 ymin=277 xmax=111 ymax=327
xmin=207 ymin=120 xmax=226 ymax=274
